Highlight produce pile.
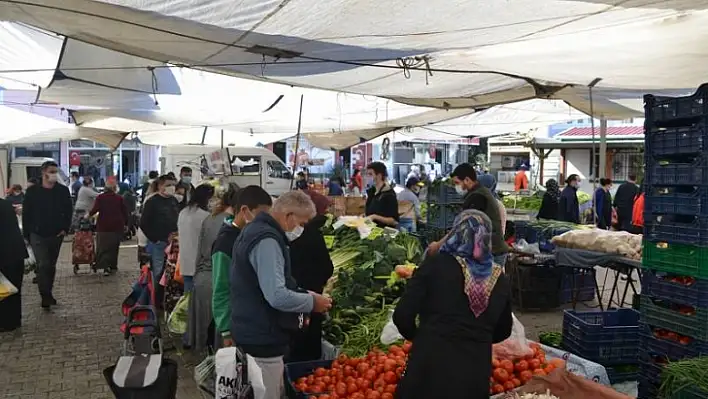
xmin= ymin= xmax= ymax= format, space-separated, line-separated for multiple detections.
xmin=550 ymin=229 xmax=643 ymax=260
xmin=292 ymin=344 xmax=410 ymax=399
xmin=502 ymin=191 xmax=592 ymax=211
xmin=658 ymin=357 xmax=708 ymax=398
xmin=321 ymin=217 xmax=423 ymax=356
xmin=292 ymin=343 xmax=566 ymax=399
xmin=490 ymin=343 xmax=566 ymax=395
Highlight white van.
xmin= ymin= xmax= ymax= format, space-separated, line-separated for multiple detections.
xmin=8 ymin=157 xmax=69 ymax=189
xmin=160 ymin=145 xmax=293 ymax=196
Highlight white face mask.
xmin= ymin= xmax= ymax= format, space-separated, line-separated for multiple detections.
xmin=164 ymin=186 xmax=176 ymax=196
xmin=174 ymin=194 xmax=184 ymax=203
xmin=286 ymin=225 xmax=305 ymax=242
xmin=47 ymin=173 xmax=58 ymax=183
xmin=455 ymin=185 xmax=466 ymax=195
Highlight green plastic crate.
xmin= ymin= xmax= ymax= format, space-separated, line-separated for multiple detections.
xmin=642 ymin=240 xmax=708 ymax=278
xmin=640 ymin=296 xmax=708 ymax=340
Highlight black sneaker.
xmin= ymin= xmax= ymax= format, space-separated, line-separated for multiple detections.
xmin=50 ymin=297 xmax=57 ymax=306
xmin=32 ymin=276 xmax=37 ymax=284
xmin=41 ymin=297 xmax=52 ymax=310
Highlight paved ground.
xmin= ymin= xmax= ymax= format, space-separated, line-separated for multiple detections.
xmin=0 ymin=239 xmax=636 ymax=399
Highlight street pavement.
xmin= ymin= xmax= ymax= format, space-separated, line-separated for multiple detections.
xmin=0 ymin=240 xmax=202 ymax=399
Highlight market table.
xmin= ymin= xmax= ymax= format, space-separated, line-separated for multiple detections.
xmin=555 ymin=248 xmax=642 ymax=310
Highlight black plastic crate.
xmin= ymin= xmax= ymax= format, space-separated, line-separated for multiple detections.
xmin=559 ymin=268 xmax=596 ymax=304
xmin=645 ymin=85 xmax=708 ymax=124
xmin=640 ymin=323 xmax=708 ymax=360
xmin=645 ymin=185 xmax=708 ymax=217
xmin=647 ymin=124 xmax=708 ymax=156
xmin=426 ymin=204 xmax=463 ymax=229
xmin=645 ymin=156 xmax=708 ymax=186
xmin=644 ymin=213 xmax=708 ymax=246
xmin=606 ymin=365 xmax=639 ymax=384
xmin=427 ymin=183 xmax=464 ymax=204
xmin=642 ymin=269 xmax=708 ymax=308
xmin=508 ymin=261 xmax=562 ymax=311
xmin=640 ymin=296 xmax=708 ymax=341
xmin=562 ymin=308 xmax=640 ymax=365
xmin=284 ymin=360 xmax=332 ymax=399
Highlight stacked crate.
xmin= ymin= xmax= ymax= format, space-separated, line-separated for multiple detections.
xmin=426 ymin=183 xmax=464 ymax=229
xmin=640 ymin=86 xmax=708 ymax=398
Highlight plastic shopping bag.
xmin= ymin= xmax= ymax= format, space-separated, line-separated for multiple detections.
xmin=24 ymin=243 xmax=36 ymax=275
xmin=0 ymin=272 xmax=18 ymax=301
xmin=215 ymin=347 xmax=259 ymax=399
xmin=492 ymin=313 xmax=534 ymax=360
xmin=380 ymin=310 xmax=404 ymax=345
xmin=167 ymin=292 xmax=190 ymax=335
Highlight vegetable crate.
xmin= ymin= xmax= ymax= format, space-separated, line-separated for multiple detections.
xmin=426 ymin=184 xmax=464 ymax=204
xmin=640 ymin=296 xmax=708 ymax=341
xmin=646 ymin=124 xmax=708 ymax=156
xmin=644 ymin=156 xmax=708 ymax=186
xmin=642 ymin=241 xmax=708 ymax=279
xmin=508 ymin=261 xmax=563 ymax=310
xmin=645 ymin=85 xmax=708 ymax=125
xmin=284 ymin=360 xmax=333 ymax=399
xmin=561 ymin=308 xmax=640 ymax=365
xmin=645 ymin=185 xmax=708 ymax=217
xmin=644 ymin=214 xmax=708 ymax=246
xmin=640 ymin=324 xmax=708 ymax=361
xmin=605 ymin=365 xmax=639 ymax=384
xmin=559 ymin=268 xmax=596 ymax=305
xmin=638 ymin=354 xmax=708 ymax=399
xmin=426 ymin=204 xmax=463 ymax=230
xmin=641 ymin=269 xmax=708 ymax=308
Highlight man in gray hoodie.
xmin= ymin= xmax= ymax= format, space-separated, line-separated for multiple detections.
xmin=230 ymin=190 xmax=332 ymax=399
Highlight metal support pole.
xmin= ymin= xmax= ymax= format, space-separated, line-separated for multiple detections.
xmin=290 ymin=94 xmax=304 ymax=190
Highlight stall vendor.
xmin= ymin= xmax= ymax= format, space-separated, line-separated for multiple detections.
xmin=364 ymin=162 xmax=399 ymax=228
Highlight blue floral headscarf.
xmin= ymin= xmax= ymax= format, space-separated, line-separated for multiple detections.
xmin=440 ymin=209 xmax=502 ymax=316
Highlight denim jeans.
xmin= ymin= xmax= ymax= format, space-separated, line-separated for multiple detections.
xmin=398 ymin=218 xmax=416 ymax=233
xmin=148 ymin=240 xmax=168 ymax=282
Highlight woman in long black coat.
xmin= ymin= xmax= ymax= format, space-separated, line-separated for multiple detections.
xmin=288 ymin=191 xmax=334 ymax=362
xmin=393 ymin=209 xmax=512 ymax=399
xmin=0 ymin=197 xmax=29 ymax=332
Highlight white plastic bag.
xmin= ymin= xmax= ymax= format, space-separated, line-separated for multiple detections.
xmin=215 ymin=347 xmax=245 ymax=399
xmin=0 ymin=271 xmax=18 ymax=301
xmin=136 ymin=228 xmax=148 ymax=247
xmin=246 ymin=355 xmax=266 ymax=399
xmin=24 ymin=243 xmax=36 ymax=274
xmin=492 ymin=313 xmax=534 ymax=360
xmin=380 ymin=310 xmax=404 ymax=345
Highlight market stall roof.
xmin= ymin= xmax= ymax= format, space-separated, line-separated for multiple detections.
xmin=0 ymin=1 xmax=702 ymax=119
xmin=0 ymin=105 xmax=127 ymax=148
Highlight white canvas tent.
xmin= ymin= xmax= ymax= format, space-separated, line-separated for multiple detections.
xmin=0 ymin=105 xmax=127 ymax=148
xmin=0 ymin=1 xmax=702 ymax=119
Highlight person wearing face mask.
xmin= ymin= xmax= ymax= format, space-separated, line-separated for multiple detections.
xmin=230 ymin=191 xmax=332 ymax=399
xmin=22 ymin=161 xmax=72 ymax=309
xmin=559 ymin=174 xmax=581 ymax=224
xmin=212 ymin=185 xmax=273 ymax=348
xmin=430 ymin=163 xmax=509 ymax=267
xmin=177 ymin=184 xmax=215 ymax=294
xmin=7 ymin=184 xmax=24 ymax=207
xmin=364 ymin=161 xmax=399 ymax=228
xmin=288 ymin=187 xmax=334 ymax=362
xmin=140 ymin=175 xmax=180 ymax=308
xmin=177 ymin=166 xmax=196 ymax=206
xmin=397 ymin=177 xmax=425 ymax=233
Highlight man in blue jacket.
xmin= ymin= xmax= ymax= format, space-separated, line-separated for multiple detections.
xmin=230 ymin=190 xmax=332 ymax=399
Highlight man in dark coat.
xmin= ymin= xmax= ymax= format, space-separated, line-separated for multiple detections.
xmin=613 ymin=174 xmax=639 ymax=231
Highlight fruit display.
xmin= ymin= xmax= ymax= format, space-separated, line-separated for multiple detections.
xmin=490 ymin=343 xmax=565 ymax=395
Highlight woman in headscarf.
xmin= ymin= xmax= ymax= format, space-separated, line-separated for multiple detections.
xmin=559 ymin=174 xmax=581 ymax=224
xmin=537 ymin=178 xmax=561 ymax=220
xmin=393 ymin=210 xmax=513 ymax=399
xmin=478 ymin=173 xmax=507 ymax=236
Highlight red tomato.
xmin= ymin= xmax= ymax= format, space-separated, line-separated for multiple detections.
xmin=500 ymin=360 xmax=514 ymax=374
xmin=492 ymin=384 xmax=505 ymax=394
xmin=335 ymin=382 xmax=347 ymax=396
xmin=533 ymin=369 xmax=547 ymax=376
xmin=347 ymin=383 xmax=359 ymax=394
xmin=503 ymin=381 xmax=515 ymax=391
xmin=384 ymin=385 xmax=397 ymax=394
xmin=357 ymin=362 xmax=370 ymax=374
xmin=492 ymin=358 xmax=500 ymax=368
xmin=320 ymin=395 xmax=331 ymax=399
xmin=511 ymin=378 xmax=521 ymax=388
xmin=383 ymin=359 xmax=397 ymax=372
xmin=356 ymin=378 xmax=369 ymax=391
xmin=402 ymin=342 xmax=412 ymax=354
xmin=381 ymin=393 xmax=394 ymax=399
xmin=383 ymin=371 xmax=397 ymax=384
xmin=492 ymin=368 xmax=510 ymax=384
xmin=364 ymin=369 xmax=377 ymax=381
xmin=514 ymin=360 xmax=529 ymax=372
xmin=366 ymin=391 xmax=381 ymax=399
xmin=528 ymin=359 xmax=541 ymax=370
xmin=519 ymin=370 xmax=533 ymax=383
xmin=315 ymin=368 xmax=327 ymax=377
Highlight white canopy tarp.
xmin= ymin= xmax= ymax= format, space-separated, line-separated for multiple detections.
xmin=0 ymin=105 xmax=127 ymax=148
xmin=0 ymin=1 xmax=703 ymax=118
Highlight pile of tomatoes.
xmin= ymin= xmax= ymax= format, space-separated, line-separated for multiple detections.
xmin=489 ymin=343 xmax=566 ymax=395
xmin=292 ymin=342 xmax=412 ymax=399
